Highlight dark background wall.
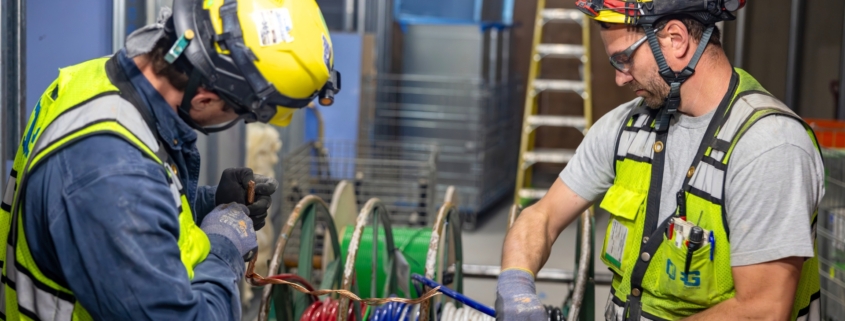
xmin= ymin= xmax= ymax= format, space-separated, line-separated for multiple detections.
xmin=509 ymin=0 xmax=635 ymax=178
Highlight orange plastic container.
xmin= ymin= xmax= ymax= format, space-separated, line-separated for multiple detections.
xmin=804 ymin=118 xmax=845 ymax=149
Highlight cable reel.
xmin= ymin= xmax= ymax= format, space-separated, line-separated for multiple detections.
xmin=337 ymin=198 xmax=400 ymax=321
xmin=257 ymin=195 xmax=352 ymax=321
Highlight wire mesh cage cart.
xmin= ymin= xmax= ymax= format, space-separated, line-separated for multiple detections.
xmin=359 ymin=73 xmax=520 ymax=230
xmin=280 ymin=140 xmax=439 ymax=227
xmin=809 ymin=118 xmax=845 ymax=320
xmin=819 ymin=148 xmax=845 ymax=320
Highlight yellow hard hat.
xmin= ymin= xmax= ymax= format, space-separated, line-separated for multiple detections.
xmin=575 ymin=0 xmax=746 ymax=26
xmin=170 ymin=0 xmax=341 ymax=132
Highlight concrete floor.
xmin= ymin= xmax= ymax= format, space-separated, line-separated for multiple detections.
xmin=461 ymin=197 xmax=611 ymax=321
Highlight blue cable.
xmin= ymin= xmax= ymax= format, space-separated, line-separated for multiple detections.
xmin=370 ymin=273 xmax=497 ymax=321
xmin=411 ymin=274 xmax=496 ymax=317
xmin=370 ymin=296 xmax=416 ymax=321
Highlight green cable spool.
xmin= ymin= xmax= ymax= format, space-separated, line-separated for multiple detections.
xmin=340 ymin=226 xmax=432 ymax=299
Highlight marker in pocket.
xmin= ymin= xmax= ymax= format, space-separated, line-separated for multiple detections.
xmin=685 ymin=226 xmax=705 ymax=275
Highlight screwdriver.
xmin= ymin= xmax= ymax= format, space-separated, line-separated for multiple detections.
xmin=685 ymin=226 xmax=704 ymax=276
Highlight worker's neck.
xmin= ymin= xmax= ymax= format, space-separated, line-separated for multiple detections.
xmin=676 ymin=50 xmax=733 ymax=118
xmin=132 ymin=55 xmax=184 ymax=111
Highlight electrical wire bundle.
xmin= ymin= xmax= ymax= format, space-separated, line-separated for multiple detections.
xmin=264 ymin=273 xmax=360 ymax=321
xmin=439 ymin=302 xmax=494 ymax=321
xmin=366 ymin=300 xmax=419 ymax=321
xmin=367 ymin=301 xmax=495 ymax=321
xmin=299 ymin=297 xmax=360 ymax=321
xmin=257 ymin=187 xmax=467 ymax=321
xmin=363 ymin=272 xmax=498 ymax=321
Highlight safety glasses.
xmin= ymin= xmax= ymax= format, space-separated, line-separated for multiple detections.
xmin=609 ymin=34 xmax=649 ymax=73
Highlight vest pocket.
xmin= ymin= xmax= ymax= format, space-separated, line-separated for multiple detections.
xmin=600 ymin=184 xmax=645 ymax=221
xmin=600 ymin=184 xmax=646 ymax=276
xmin=653 ymin=233 xmax=716 ymax=308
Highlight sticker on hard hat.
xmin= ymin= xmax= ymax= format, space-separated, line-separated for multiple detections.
xmin=252 ymin=8 xmax=294 ymax=46
xmin=322 ymin=35 xmax=331 ymax=70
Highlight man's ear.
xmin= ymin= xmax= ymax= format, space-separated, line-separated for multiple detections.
xmin=190 ymin=87 xmax=222 ymax=110
xmin=661 ymin=20 xmax=691 ymax=60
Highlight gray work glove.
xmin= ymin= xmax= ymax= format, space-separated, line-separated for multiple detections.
xmin=200 ymin=203 xmax=258 ymax=262
xmin=495 ymin=268 xmax=548 ymax=321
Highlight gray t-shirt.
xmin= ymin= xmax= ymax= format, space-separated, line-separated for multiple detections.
xmin=560 ymin=97 xmax=824 ymax=266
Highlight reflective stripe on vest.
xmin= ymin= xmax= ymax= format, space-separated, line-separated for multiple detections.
xmin=599 ymin=68 xmax=821 ymax=321
xmin=0 ymin=56 xmax=210 ymax=321
xmin=1 ymin=170 xmax=15 ymax=213
xmin=4 ymin=245 xmax=75 ymax=321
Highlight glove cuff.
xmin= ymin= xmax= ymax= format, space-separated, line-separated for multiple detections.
xmin=207 ymin=234 xmax=246 ymax=278
xmin=497 ymin=268 xmax=537 ymax=295
xmin=502 ymin=267 xmax=535 ymax=278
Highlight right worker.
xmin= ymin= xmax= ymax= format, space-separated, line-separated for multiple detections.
xmin=497 ymin=1 xmax=824 ymax=320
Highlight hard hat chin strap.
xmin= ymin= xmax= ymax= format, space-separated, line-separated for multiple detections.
xmin=177 ymin=68 xmax=211 ymax=134
xmin=642 ymin=24 xmax=714 ymax=132
xmin=177 ymin=68 xmax=245 ymax=135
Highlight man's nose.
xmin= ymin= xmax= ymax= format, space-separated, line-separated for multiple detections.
xmin=615 ymin=69 xmax=633 ymax=87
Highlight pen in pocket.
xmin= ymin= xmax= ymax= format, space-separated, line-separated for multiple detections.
xmin=709 ymin=231 xmax=715 ymax=262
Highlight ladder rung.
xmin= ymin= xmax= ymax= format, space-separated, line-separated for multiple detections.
xmin=537 ymin=44 xmax=584 ymax=59
xmin=542 ymin=9 xmax=583 ymax=24
xmin=527 ymin=115 xmax=586 ymax=130
xmin=519 ymin=188 xmax=548 ymax=200
xmin=534 ymin=79 xmax=585 ymax=94
xmin=525 ymin=148 xmax=576 ymax=164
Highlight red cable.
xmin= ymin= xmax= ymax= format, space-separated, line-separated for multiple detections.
xmin=318 ymin=298 xmax=331 ymax=321
xmin=327 ymin=299 xmax=338 ymax=321
xmin=277 ymin=273 xmax=367 ymax=321
xmin=298 ymin=297 xmax=365 ymax=321
xmin=312 ymin=301 xmax=325 ymax=321
xmin=300 ymin=300 xmax=321 ymax=321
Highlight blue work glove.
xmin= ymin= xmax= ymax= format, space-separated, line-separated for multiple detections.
xmin=495 ymin=268 xmax=548 ymax=321
xmin=200 ymin=203 xmax=258 ymax=262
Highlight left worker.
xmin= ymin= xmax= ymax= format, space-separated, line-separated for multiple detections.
xmin=0 ymin=0 xmax=340 ymax=320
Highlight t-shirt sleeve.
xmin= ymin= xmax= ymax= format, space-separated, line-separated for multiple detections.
xmin=559 ymin=100 xmax=637 ymax=201
xmin=725 ymin=115 xmax=823 ymax=267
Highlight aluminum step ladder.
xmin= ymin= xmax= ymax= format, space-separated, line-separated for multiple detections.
xmin=514 ymin=1 xmax=593 ymax=205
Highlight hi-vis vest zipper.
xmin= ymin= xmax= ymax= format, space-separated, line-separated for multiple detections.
xmin=600 ymin=68 xmax=821 ymax=321
xmin=0 ymin=56 xmax=211 ymax=321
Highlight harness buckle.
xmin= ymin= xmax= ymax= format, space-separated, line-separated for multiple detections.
xmin=623 ymin=295 xmax=643 ymax=321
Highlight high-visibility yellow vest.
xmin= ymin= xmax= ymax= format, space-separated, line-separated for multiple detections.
xmin=600 ymin=68 xmax=821 ymax=320
xmin=0 ymin=56 xmax=211 ymax=321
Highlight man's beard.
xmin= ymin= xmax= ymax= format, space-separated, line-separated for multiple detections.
xmin=628 ymin=71 xmax=669 ymax=109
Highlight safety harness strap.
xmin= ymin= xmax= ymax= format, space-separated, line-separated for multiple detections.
xmin=643 ymin=121 xmax=667 ymax=237
xmin=680 ymin=72 xmax=737 ymax=191
xmin=624 ymin=217 xmax=672 ymax=321
xmin=624 ymin=72 xmax=735 ymax=321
